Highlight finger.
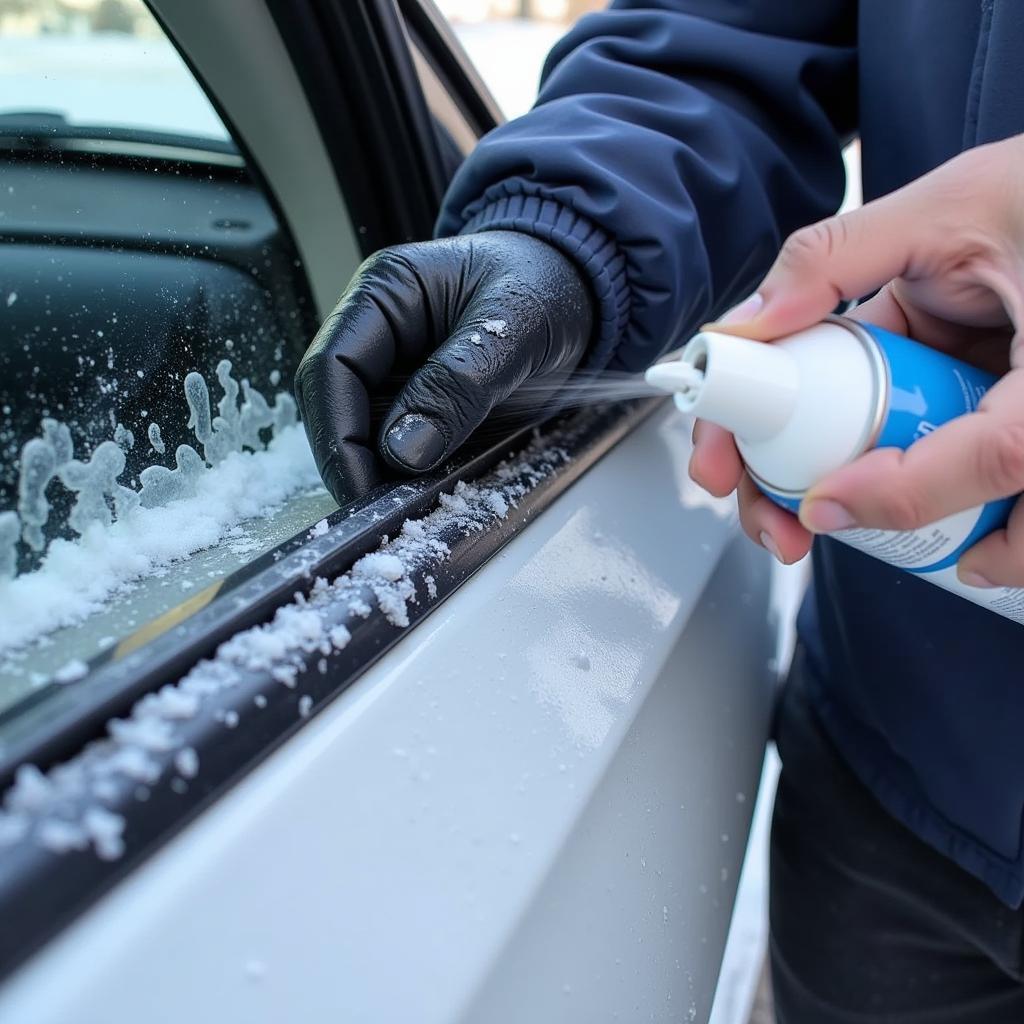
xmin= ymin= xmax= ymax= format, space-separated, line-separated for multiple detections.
xmin=852 ymin=284 xmax=1012 ymax=376
xmin=957 ymin=496 xmax=1024 ymax=589
xmin=295 ymin=307 xmax=383 ymax=505
xmin=800 ymin=371 xmax=1024 ymax=532
xmin=703 ymin=184 xmax=934 ymax=341
xmin=738 ymin=473 xmax=813 ymax=564
xmin=379 ymin=317 xmax=534 ymax=473
xmin=690 ymin=420 xmax=743 ymax=497
xmin=846 ymin=284 xmax=911 ymax=336
xmin=296 ymin=252 xmax=432 ymax=503
xmin=380 ymin=254 xmax=589 ymax=473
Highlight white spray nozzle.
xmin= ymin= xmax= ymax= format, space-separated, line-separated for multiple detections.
xmin=644 ymin=361 xmax=705 ymax=396
xmin=647 ymin=331 xmax=800 ymax=443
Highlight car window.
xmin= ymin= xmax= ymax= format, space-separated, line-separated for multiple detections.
xmin=0 ymin=0 xmax=228 ymax=142
xmin=0 ymin=1 xmax=333 ymax=724
xmin=436 ymin=1 xmax=604 ymax=119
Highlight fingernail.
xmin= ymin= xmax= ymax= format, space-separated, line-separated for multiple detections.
xmin=384 ymin=414 xmax=447 ymax=472
xmin=959 ymin=569 xmax=996 ymax=590
xmin=759 ymin=530 xmax=784 ymax=563
xmin=711 ymin=292 xmax=764 ymax=327
xmin=800 ymin=499 xmax=855 ymax=533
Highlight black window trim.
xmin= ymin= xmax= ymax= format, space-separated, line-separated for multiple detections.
xmin=400 ymin=0 xmax=504 ymax=138
xmin=264 ymin=0 xmax=452 ymax=251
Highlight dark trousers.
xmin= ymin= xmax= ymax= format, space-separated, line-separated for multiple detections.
xmin=770 ymin=653 xmax=1024 ymax=1023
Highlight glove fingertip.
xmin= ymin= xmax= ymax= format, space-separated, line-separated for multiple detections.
xmin=380 ymin=413 xmax=449 ymax=473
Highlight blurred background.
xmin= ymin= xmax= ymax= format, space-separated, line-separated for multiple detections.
xmin=436 ymin=0 xmax=604 ymax=117
xmin=0 ymin=0 xmax=604 ymax=126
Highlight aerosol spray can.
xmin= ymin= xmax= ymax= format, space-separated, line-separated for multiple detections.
xmin=645 ymin=315 xmax=1024 ymax=624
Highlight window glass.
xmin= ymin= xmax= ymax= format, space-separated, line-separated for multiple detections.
xmin=0 ymin=1 xmax=331 ymax=718
xmin=0 ymin=0 xmax=228 ymax=141
xmin=436 ymin=0 xmax=605 ymax=119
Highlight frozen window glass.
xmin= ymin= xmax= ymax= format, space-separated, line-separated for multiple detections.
xmin=0 ymin=1 xmax=331 ymax=719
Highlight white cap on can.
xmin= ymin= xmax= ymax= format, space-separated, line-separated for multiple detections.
xmin=645 ymin=331 xmax=800 ymax=442
xmin=644 ymin=320 xmax=881 ymax=494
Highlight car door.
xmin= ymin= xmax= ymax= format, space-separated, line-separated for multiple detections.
xmin=0 ymin=2 xmax=776 ymax=1022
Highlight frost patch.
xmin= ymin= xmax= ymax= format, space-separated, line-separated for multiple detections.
xmin=53 ymin=659 xmax=89 ymax=684
xmin=147 ymin=422 xmax=166 ymax=455
xmin=482 ymin=319 xmax=508 ymax=338
xmin=174 ymin=748 xmax=199 ymax=779
xmin=0 ymin=359 xmax=318 ymax=656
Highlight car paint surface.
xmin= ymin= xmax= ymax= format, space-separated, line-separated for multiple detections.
xmin=0 ymin=405 xmax=774 ymax=1023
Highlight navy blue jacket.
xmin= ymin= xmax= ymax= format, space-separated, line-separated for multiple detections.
xmin=439 ymin=1 xmax=1024 ymax=904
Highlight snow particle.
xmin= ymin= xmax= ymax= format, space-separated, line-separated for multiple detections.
xmin=354 ymin=552 xmax=404 ymax=582
xmin=174 ymin=747 xmax=199 ymax=779
xmin=53 ymin=658 xmax=89 ymax=684
xmin=328 ymin=624 xmax=351 ymax=649
xmin=482 ymin=318 xmax=508 ymax=338
xmin=82 ymin=806 xmax=126 ymax=860
xmin=38 ymin=818 xmax=89 ymax=854
xmin=298 ymin=695 xmax=313 ymax=718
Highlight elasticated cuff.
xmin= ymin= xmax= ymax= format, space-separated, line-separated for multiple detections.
xmin=458 ymin=186 xmax=632 ymax=369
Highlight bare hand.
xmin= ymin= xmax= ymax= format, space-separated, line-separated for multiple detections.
xmin=689 ymin=134 xmax=1024 ymax=587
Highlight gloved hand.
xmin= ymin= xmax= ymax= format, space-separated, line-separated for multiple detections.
xmin=295 ymin=231 xmax=593 ymax=505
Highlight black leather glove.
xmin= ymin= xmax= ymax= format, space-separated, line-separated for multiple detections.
xmin=294 ymin=231 xmax=593 ymax=505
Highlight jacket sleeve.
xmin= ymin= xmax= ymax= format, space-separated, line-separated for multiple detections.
xmin=436 ymin=1 xmax=858 ymax=372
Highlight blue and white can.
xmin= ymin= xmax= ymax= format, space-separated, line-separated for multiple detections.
xmin=646 ymin=315 xmax=1024 ymax=623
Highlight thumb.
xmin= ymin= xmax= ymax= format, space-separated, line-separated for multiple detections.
xmin=704 ymin=185 xmax=930 ymax=341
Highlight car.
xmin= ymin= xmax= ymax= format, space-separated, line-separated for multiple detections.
xmin=0 ymin=2 xmax=777 ymax=1021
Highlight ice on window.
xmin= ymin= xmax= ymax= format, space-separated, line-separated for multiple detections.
xmin=0 ymin=362 xmax=321 ymax=657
